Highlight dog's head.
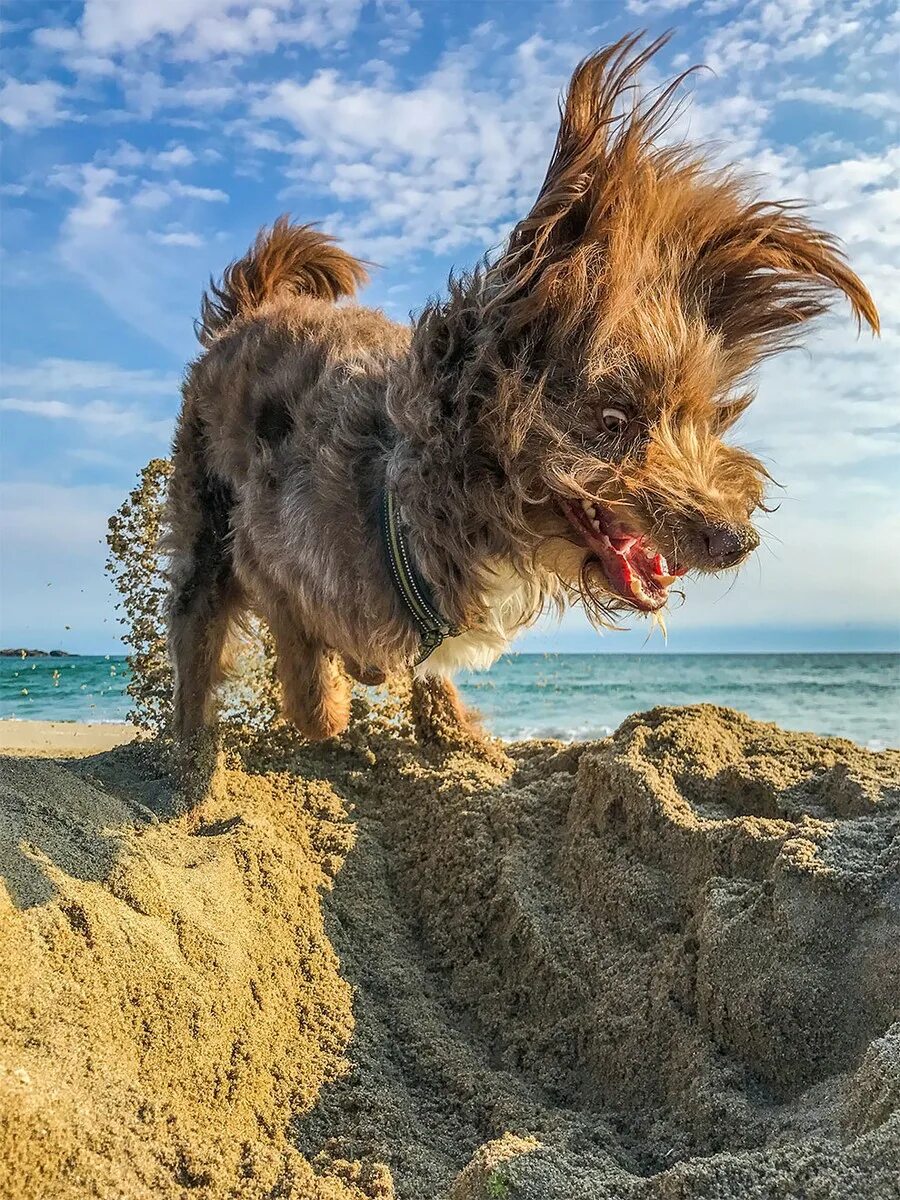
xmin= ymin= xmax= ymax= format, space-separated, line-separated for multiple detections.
xmin=420 ymin=34 xmax=878 ymax=624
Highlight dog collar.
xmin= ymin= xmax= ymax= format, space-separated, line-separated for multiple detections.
xmin=379 ymin=487 xmax=463 ymax=665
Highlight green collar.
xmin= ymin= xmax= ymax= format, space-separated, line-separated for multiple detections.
xmin=379 ymin=487 xmax=462 ymax=665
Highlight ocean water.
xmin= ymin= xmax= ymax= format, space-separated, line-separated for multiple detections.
xmin=1 ymin=652 xmax=897 ymax=750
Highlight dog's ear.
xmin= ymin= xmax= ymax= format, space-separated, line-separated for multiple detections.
xmin=487 ymin=32 xmax=683 ymax=337
xmin=711 ymin=391 xmax=753 ymax=435
xmin=695 ymin=207 xmax=879 ymax=366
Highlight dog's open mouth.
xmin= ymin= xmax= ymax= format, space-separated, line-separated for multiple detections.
xmin=563 ymin=499 xmax=685 ymax=613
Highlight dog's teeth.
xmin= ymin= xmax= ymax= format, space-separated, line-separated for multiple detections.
xmin=591 ymin=518 xmax=601 ymax=532
xmin=652 ymin=573 xmax=678 ymax=587
xmin=629 ymin=577 xmax=647 ymax=601
xmin=658 ymin=555 xmax=669 ymax=575
xmin=580 ymin=499 xmax=597 ymax=518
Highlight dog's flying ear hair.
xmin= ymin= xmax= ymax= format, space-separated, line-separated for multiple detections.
xmin=485 ymin=31 xmax=879 ymax=359
xmin=711 ymin=391 xmax=753 ymax=436
xmin=692 ymin=206 xmax=880 ymax=362
xmin=487 ymin=31 xmax=686 ymax=333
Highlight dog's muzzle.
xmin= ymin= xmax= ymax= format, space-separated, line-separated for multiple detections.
xmin=700 ymin=522 xmax=760 ymax=569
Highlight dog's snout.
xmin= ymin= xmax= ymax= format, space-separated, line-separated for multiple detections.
xmin=702 ymin=523 xmax=759 ymax=568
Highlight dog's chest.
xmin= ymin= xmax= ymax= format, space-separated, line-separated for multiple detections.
xmin=419 ymin=562 xmax=539 ymax=676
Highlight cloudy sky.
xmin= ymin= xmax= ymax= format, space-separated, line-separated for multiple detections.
xmin=1 ymin=0 xmax=898 ymax=654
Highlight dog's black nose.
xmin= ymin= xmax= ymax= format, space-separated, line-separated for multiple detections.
xmin=703 ymin=523 xmax=759 ymax=568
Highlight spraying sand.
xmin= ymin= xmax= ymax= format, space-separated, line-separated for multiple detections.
xmin=1 ymin=704 xmax=898 ymax=1198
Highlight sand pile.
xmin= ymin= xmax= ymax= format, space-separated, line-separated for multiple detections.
xmin=0 ymin=749 xmax=369 ymax=1198
xmin=1 ymin=704 xmax=898 ymax=1198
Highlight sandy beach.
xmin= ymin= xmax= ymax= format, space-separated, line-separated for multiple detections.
xmin=2 ymin=704 xmax=899 ymax=1198
xmin=0 ymin=720 xmax=137 ymax=757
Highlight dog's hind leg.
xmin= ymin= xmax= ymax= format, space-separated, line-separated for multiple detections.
xmin=169 ymin=555 xmax=242 ymax=738
xmin=262 ymin=602 xmax=351 ymax=740
xmin=166 ymin=413 xmax=242 ymax=738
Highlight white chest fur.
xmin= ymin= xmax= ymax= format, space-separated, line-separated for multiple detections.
xmin=418 ymin=561 xmax=541 ymax=677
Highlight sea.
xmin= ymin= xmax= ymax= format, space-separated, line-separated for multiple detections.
xmin=1 ymin=652 xmax=897 ymax=751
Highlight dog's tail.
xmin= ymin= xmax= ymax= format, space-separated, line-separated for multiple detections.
xmin=196 ymin=215 xmax=368 ymax=345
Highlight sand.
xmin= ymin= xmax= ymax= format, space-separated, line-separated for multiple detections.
xmin=0 ymin=720 xmax=137 ymax=757
xmin=1 ymin=704 xmax=898 ymax=1199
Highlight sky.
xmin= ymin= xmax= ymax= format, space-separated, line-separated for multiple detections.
xmin=1 ymin=0 xmax=898 ymax=655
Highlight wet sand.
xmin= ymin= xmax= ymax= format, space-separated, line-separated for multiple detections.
xmin=0 ymin=720 xmax=137 ymax=757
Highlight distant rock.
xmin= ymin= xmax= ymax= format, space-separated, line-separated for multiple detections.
xmin=0 ymin=649 xmax=73 ymax=658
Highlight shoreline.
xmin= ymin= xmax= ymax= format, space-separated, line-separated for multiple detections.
xmin=0 ymin=716 xmax=894 ymax=756
xmin=3 ymin=649 xmax=899 ymax=658
xmin=0 ymin=719 xmax=137 ymax=756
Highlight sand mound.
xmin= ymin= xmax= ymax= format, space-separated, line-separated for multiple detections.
xmin=2 ymin=706 xmax=899 ymax=1198
xmin=0 ymin=751 xmax=367 ymax=1198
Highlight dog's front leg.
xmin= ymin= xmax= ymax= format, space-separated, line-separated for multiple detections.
xmin=410 ymin=675 xmax=509 ymax=767
xmin=410 ymin=675 xmax=470 ymax=746
xmin=262 ymin=605 xmax=351 ymax=740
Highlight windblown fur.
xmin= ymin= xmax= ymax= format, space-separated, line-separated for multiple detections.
xmin=165 ymin=32 xmax=878 ymax=740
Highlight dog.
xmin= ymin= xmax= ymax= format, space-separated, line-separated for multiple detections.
xmin=164 ymin=32 xmax=878 ymax=742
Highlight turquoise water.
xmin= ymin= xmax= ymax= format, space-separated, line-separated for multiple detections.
xmin=1 ymin=653 xmax=897 ymax=749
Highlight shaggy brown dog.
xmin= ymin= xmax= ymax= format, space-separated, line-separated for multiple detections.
xmin=165 ymin=33 xmax=878 ymax=741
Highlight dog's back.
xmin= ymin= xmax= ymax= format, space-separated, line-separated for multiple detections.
xmin=182 ymin=219 xmax=407 ymax=482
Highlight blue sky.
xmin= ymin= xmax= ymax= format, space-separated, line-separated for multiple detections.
xmin=1 ymin=0 xmax=898 ymax=654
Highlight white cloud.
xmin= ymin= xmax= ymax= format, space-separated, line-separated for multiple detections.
xmin=154 ymin=144 xmax=195 ymax=169
xmin=702 ymin=1 xmax=863 ymax=73
xmin=72 ymin=192 xmax=122 ymax=229
xmin=0 ymin=359 xmax=179 ymax=395
xmin=58 ymin=165 xmax=122 ymax=230
xmin=133 ymin=180 xmax=228 ymax=208
xmin=376 ymin=0 xmax=423 ymax=56
xmin=0 ymin=396 xmax=172 ymax=440
xmin=697 ymin=0 xmax=900 ymax=111
xmin=782 ymin=85 xmax=899 ymax=125
xmin=0 ymin=355 xmax=180 ymax=472
xmin=132 ymin=185 xmax=172 ymax=210
xmin=248 ymin=36 xmax=581 ymax=259
xmin=58 ymin=209 xmax=201 ymax=355
xmin=0 ymin=79 xmax=66 ymax=131
xmin=626 ymin=0 xmax=696 ymax=12
xmin=114 ymin=74 xmax=237 ymax=117
xmin=172 ymin=181 xmax=227 ymax=202
xmin=150 ymin=230 xmax=204 ymax=246
xmin=106 ymin=142 xmax=199 ymax=170
xmin=35 ymin=0 xmax=364 ymax=62
xmin=39 ymin=153 xmax=225 ymax=352
xmin=0 ymin=359 xmax=177 ymax=442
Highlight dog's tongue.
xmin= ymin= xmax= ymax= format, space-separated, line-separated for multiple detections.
xmin=565 ymin=502 xmax=683 ymax=612
xmin=604 ymin=538 xmax=673 ymax=609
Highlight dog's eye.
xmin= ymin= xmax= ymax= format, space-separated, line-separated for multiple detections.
xmin=600 ymin=406 xmax=629 ymax=435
